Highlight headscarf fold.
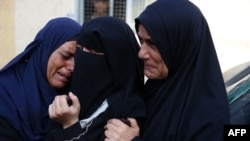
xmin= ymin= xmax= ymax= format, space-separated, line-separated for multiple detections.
xmin=0 ymin=17 xmax=80 ymax=141
xmin=135 ymin=1 xmax=230 ymax=140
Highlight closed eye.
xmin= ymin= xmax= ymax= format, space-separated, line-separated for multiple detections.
xmin=58 ymin=52 xmax=71 ymax=59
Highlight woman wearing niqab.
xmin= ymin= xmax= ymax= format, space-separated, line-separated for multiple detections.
xmin=45 ymin=16 xmax=146 ymax=141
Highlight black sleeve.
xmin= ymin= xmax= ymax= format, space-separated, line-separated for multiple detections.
xmin=132 ymin=136 xmax=143 ymax=141
xmin=0 ymin=117 xmax=22 ymax=141
xmin=44 ymin=122 xmax=84 ymax=141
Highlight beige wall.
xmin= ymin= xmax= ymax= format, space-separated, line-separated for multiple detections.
xmin=1 ymin=0 xmax=250 ymax=72
xmin=15 ymin=0 xmax=76 ymax=54
xmin=0 ymin=0 xmax=76 ymax=68
xmin=0 ymin=0 xmax=15 ymax=68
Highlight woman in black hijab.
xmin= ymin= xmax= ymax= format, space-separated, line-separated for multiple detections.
xmin=45 ymin=16 xmax=146 ymax=141
xmin=104 ymin=1 xmax=230 ymax=141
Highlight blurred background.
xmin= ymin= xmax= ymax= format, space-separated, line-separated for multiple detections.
xmin=1 ymin=0 xmax=250 ymax=74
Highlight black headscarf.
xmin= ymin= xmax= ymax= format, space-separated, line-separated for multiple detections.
xmin=70 ymin=16 xmax=146 ymax=140
xmin=135 ymin=1 xmax=230 ymax=140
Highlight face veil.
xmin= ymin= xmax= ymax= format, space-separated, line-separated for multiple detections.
xmin=69 ymin=16 xmax=146 ymax=139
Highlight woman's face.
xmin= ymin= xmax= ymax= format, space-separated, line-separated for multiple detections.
xmin=47 ymin=41 xmax=77 ymax=89
xmin=137 ymin=24 xmax=168 ymax=79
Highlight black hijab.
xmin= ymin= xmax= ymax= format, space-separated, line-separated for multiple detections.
xmin=135 ymin=1 xmax=230 ymax=140
xmin=70 ymin=16 xmax=146 ymax=140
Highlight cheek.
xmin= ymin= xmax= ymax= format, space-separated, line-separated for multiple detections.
xmin=161 ymin=64 xmax=169 ymax=78
xmin=47 ymin=61 xmax=55 ymax=78
xmin=48 ymin=62 xmax=61 ymax=76
xmin=46 ymin=62 xmax=53 ymax=87
xmin=47 ymin=57 xmax=52 ymax=78
xmin=157 ymin=58 xmax=168 ymax=78
xmin=47 ymin=58 xmax=58 ymax=81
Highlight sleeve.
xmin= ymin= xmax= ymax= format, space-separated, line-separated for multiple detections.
xmin=132 ymin=136 xmax=143 ymax=141
xmin=0 ymin=117 xmax=22 ymax=141
xmin=44 ymin=122 xmax=85 ymax=141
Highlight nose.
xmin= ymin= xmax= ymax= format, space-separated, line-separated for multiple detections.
xmin=66 ymin=57 xmax=74 ymax=72
xmin=138 ymin=44 xmax=149 ymax=60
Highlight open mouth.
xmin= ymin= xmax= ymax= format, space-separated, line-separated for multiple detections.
xmin=57 ymin=72 xmax=69 ymax=83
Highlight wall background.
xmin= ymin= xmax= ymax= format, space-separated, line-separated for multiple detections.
xmin=0 ymin=0 xmax=76 ymax=68
xmin=0 ymin=0 xmax=15 ymax=68
xmin=191 ymin=0 xmax=250 ymax=72
xmin=1 ymin=0 xmax=250 ymax=74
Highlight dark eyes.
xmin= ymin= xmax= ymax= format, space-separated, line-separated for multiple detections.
xmin=82 ymin=47 xmax=105 ymax=55
xmin=139 ymin=38 xmax=154 ymax=47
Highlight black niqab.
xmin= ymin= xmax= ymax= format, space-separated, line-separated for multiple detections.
xmin=70 ymin=16 xmax=146 ymax=140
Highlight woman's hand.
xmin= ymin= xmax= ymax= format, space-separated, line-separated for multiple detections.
xmin=49 ymin=92 xmax=80 ymax=129
xmin=104 ymin=118 xmax=139 ymax=141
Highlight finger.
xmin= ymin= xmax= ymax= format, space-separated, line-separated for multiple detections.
xmin=54 ymin=96 xmax=61 ymax=110
xmin=48 ymin=104 xmax=53 ymax=118
xmin=104 ymin=129 xmax=108 ymax=137
xmin=49 ymin=103 xmax=58 ymax=120
xmin=104 ymin=129 xmax=115 ymax=140
xmin=120 ymin=117 xmax=131 ymax=126
xmin=106 ymin=122 xmax=119 ymax=133
xmin=128 ymin=118 xmax=138 ymax=127
xmin=55 ymin=95 xmax=68 ymax=110
xmin=60 ymin=95 xmax=69 ymax=108
xmin=68 ymin=92 xmax=80 ymax=108
xmin=107 ymin=118 xmax=123 ymax=127
xmin=60 ymin=95 xmax=70 ymax=109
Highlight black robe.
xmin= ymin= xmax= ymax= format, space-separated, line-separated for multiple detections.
xmin=134 ymin=0 xmax=230 ymax=141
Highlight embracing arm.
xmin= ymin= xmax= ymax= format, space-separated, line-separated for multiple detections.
xmin=104 ymin=118 xmax=143 ymax=141
xmin=43 ymin=121 xmax=85 ymax=141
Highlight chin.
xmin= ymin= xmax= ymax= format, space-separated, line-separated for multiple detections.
xmin=52 ymin=83 xmax=66 ymax=90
